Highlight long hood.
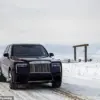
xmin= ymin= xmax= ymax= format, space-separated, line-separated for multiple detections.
xmin=11 ymin=56 xmax=61 ymax=62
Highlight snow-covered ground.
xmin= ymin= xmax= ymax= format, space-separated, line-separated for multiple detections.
xmin=0 ymin=82 xmax=69 ymax=100
xmin=62 ymin=62 xmax=100 ymax=100
xmin=1 ymin=62 xmax=100 ymax=100
xmin=63 ymin=62 xmax=100 ymax=80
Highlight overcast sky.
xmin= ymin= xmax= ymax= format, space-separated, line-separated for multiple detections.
xmin=0 ymin=0 xmax=100 ymax=45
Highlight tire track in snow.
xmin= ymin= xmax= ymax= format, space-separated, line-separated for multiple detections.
xmin=53 ymin=88 xmax=87 ymax=100
xmin=25 ymin=90 xmax=49 ymax=100
xmin=22 ymin=84 xmax=67 ymax=100
xmin=0 ymin=82 xmax=87 ymax=100
xmin=0 ymin=84 xmax=22 ymax=100
xmin=0 ymin=82 xmax=69 ymax=100
xmin=0 ymin=83 xmax=23 ymax=100
xmin=0 ymin=83 xmax=36 ymax=100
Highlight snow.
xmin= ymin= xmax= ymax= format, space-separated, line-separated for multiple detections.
xmin=62 ymin=62 xmax=100 ymax=100
xmin=0 ymin=82 xmax=69 ymax=100
xmin=63 ymin=62 xmax=100 ymax=80
xmin=1 ymin=62 xmax=100 ymax=100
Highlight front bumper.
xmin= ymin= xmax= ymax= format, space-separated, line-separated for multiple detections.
xmin=12 ymin=61 xmax=62 ymax=84
xmin=13 ymin=72 xmax=61 ymax=84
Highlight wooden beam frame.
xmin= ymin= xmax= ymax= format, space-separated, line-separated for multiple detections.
xmin=73 ymin=44 xmax=89 ymax=47
xmin=73 ymin=44 xmax=89 ymax=62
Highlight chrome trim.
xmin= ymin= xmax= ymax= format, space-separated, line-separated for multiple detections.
xmin=30 ymin=61 xmax=51 ymax=64
xmin=29 ymin=62 xmax=51 ymax=73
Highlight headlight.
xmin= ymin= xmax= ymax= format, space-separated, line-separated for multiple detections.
xmin=16 ymin=63 xmax=28 ymax=67
xmin=51 ymin=63 xmax=61 ymax=67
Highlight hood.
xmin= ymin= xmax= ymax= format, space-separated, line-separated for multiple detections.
xmin=11 ymin=56 xmax=61 ymax=62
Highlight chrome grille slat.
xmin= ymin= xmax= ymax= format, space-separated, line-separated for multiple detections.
xmin=30 ymin=63 xmax=50 ymax=73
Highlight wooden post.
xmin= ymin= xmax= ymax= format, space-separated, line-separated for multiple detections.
xmin=84 ymin=46 xmax=87 ymax=62
xmin=74 ymin=47 xmax=76 ymax=61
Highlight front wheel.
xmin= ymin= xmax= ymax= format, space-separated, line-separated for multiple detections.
xmin=0 ymin=67 xmax=6 ymax=82
xmin=52 ymin=80 xmax=62 ymax=88
xmin=8 ymin=71 xmax=18 ymax=89
xmin=10 ymin=82 xmax=17 ymax=89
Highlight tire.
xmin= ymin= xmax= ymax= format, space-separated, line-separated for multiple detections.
xmin=0 ymin=67 xmax=2 ymax=76
xmin=52 ymin=80 xmax=61 ymax=88
xmin=10 ymin=82 xmax=17 ymax=89
xmin=0 ymin=67 xmax=6 ymax=82
xmin=52 ymin=78 xmax=62 ymax=88
xmin=8 ymin=70 xmax=17 ymax=89
xmin=52 ymin=67 xmax=62 ymax=88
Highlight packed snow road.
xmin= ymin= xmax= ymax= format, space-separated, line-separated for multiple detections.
xmin=0 ymin=82 xmax=65 ymax=100
xmin=0 ymin=82 xmax=85 ymax=100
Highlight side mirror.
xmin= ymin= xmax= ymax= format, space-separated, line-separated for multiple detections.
xmin=3 ymin=53 xmax=9 ymax=58
xmin=49 ymin=53 xmax=54 ymax=57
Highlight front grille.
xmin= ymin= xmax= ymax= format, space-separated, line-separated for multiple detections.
xmin=30 ymin=63 xmax=51 ymax=73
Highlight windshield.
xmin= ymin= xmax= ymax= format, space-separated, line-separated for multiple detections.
xmin=12 ymin=45 xmax=49 ymax=57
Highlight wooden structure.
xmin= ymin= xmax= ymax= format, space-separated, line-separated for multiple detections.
xmin=73 ymin=44 xmax=89 ymax=62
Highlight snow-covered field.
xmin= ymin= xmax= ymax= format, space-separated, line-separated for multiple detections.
xmin=1 ymin=62 xmax=100 ymax=100
xmin=63 ymin=62 xmax=100 ymax=100
xmin=63 ymin=62 xmax=100 ymax=80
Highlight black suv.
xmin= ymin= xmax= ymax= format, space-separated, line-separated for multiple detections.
xmin=0 ymin=44 xmax=62 ymax=89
